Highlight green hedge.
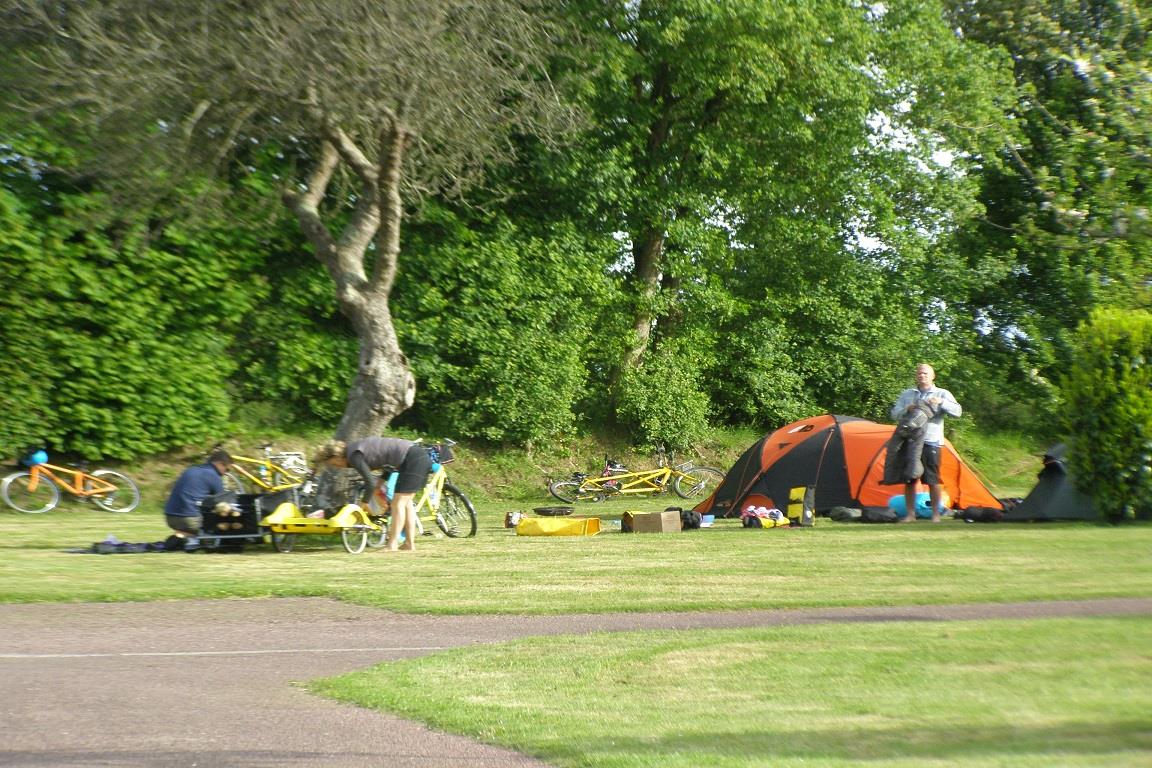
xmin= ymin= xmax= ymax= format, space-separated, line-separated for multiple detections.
xmin=1061 ymin=309 xmax=1152 ymax=521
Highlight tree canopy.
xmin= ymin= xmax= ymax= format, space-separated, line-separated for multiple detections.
xmin=1 ymin=0 xmax=578 ymax=442
xmin=1 ymin=0 xmax=1147 ymax=458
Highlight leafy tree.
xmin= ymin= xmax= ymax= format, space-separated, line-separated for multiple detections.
xmin=0 ymin=0 xmax=577 ymax=440
xmin=569 ymin=0 xmax=1012 ymax=405
xmin=573 ymin=0 xmax=867 ymax=380
xmin=946 ymin=0 xmax=1152 ymax=430
xmin=1061 ymin=309 xmax=1152 ymax=521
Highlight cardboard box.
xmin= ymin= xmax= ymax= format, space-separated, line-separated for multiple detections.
xmin=622 ymin=510 xmax=681 ymax=533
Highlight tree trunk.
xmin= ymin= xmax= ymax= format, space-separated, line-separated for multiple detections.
xmin=283 ymin=131 xmax=416 ymax=440
xmin=335 ymin=287 xmax=416 ymax=440
xmin=621 ymin=226 xmax=665 ymax=372
xmin=335 ymin=124 xmax=416 ymax=440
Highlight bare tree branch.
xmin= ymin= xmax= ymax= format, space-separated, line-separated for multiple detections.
xmin=0 ymin=0 xmax=580 ymax=437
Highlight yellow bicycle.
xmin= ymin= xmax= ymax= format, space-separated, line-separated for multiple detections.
xmin=271 ymin=440 xmax=477 ymax=553
xmin=364 ymin=459 xmax=478 ymax=545
xmin=548 ymin=450 xmax=724 ymax=503
xmin=217 ymin=443 xmax=311 ymax=494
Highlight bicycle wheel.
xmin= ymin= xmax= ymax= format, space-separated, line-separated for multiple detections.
xmin=223 ymin=472 xmax=247 ymax=494
xmin=548 ymin=480 xmax=604 ymax=503
xmin=435 ymin=482 xmax=478 ymax=538
xmin=89 ymin=470 xmax=142 ymax=513
xmin=1 ymin=471 xmax=61 ymax=513
xmin=673 ymin=466 xmax=726 ymax=499
xmin=367 ymin=517 xmax=388 ymax=548
xmin=271 ymin=531 xmax=296 ymax=552
xmin=341 ymin=526 xmax=368 ymax=554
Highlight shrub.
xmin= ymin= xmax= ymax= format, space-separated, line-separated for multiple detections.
xmin=0 ymin=189 xmax=249 ymax=459
xmin=1060 ymin=309 xmax=1152 ymax=521
xmin=616 ymin=349 xmax=711 ymax=451
xmin=395 ymin=214 xmax=616 ymax=445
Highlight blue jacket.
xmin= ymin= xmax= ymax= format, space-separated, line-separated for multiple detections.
xmin=164 ymin=463 xmax=225 ymax=518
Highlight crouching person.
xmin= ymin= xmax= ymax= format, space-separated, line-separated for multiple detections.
xmin=164 ymin=448 xmax=232 ymax=549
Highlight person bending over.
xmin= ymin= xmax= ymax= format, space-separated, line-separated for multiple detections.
xmin=314 ymin=437 xmax=431 ymax=551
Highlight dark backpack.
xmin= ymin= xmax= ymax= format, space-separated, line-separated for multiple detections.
xmin=861 ymin=507 xmax=899 ymax=523
xmin=961 ymin=506 xmax=1004 ymax=523
xmin=676 ymin=507 xmax=702 ymax=530
xmin=829 ymin=506 xmax=862 ymax=522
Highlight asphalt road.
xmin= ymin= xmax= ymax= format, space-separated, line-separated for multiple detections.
xmin=2 ymin=597 xmax=1150 ymax=767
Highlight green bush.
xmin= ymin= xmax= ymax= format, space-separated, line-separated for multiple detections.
xmin=706 ymin=317 xmax=816 ymax=427
xmin=0 ymin=188 xmax=252 ymax=459
xmin=1061 ymin=309 xmax=1152 ymax=521
xmin=616 ymin=348 xmax=711 ymax=451
xmin=235 ymin=257 xmax=358 ymax=425
xmin=395 ymin=212 xmax=617 ymax=446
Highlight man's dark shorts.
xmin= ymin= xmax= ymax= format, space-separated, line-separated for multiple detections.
xmin=920 ymin=444 xmax=941 ymax=485
xmin=166 ymin=514 xmax=202 ymax=535
xmin=392 ymin=443 xmax=433 ymax=494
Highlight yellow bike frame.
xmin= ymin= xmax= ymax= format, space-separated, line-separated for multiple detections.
xmin=370 ymin=466 xmax=448 ymax=532
xmin=227 ymin=455 xmax=304 ymax=493
xmin=576 ymin=466 xmax=674 ymax=496
xmin=369 ymin=464 xmax=476 ymax=538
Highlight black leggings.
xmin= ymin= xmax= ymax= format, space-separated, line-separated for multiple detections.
xmin=391 ymin=443 xmax=433 ymax=494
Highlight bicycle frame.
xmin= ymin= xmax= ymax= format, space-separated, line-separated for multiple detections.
xmin=575 ymin=465 xmax=674 ymax=496
xmin=549 ymin=454 xmax=722 ymax=505
xmin=370 ymin=462 xmax=476 ymax=538
xmin=412 ymin=466 xmax=449 ymax=524
xmin=228 ymin=455 xmax=305 ymax=493
xmin=372 ymin=466 xmax=447 ymax=530
xmin=25 ymin=463 xmax=118 ymax=498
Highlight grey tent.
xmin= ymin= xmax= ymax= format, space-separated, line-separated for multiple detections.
xmin=1003 ymin=444 xmax=1097 ymax=522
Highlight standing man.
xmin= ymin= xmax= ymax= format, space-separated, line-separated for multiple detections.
xmin=164 ymin=448 xmax=232 ymax=544
xmin=890 ymin=363 xmax=962 ymax=522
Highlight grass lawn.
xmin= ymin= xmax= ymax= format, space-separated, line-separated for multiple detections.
xmin=313 ymin=616 xmax=1152 ymax=767
xmin=1 ymin=497 xmax=1149 ymax=611
xmin=2 ymin=492 xmax=1149 ymax=766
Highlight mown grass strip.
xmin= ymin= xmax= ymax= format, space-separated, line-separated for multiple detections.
xmin=313 ymin=616 xmax=1152 ymax=768
xmin=1 ymin=503 xmax=1149 ymax=614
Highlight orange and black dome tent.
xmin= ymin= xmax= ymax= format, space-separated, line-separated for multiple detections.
xmin=694 ymin=414 xmax=1003 ymax=518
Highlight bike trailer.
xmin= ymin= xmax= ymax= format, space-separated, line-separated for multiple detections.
xmin=260 ymin=502 xmax=381 ymax=534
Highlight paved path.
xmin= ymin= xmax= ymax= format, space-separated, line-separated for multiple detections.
xmin=2 ymin=597 xmax=1149 ymax=767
